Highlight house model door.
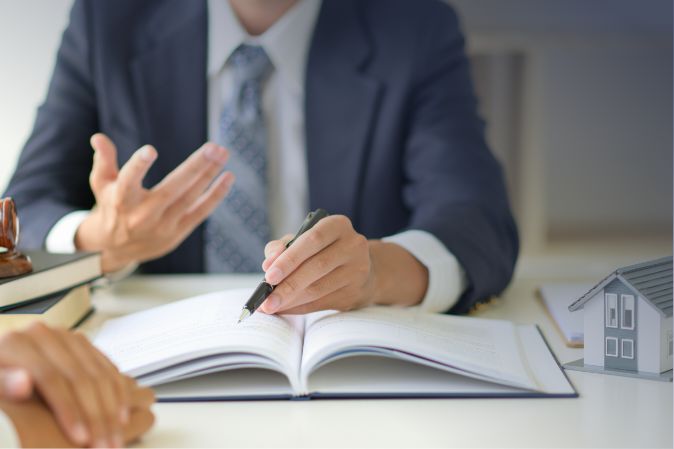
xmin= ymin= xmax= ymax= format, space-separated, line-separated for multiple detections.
xmin=604 ymin=281 xmax=637 ymax=371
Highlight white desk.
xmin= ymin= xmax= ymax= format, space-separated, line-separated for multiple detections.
xmin=81 ymin=258 xmax=673 ymax=448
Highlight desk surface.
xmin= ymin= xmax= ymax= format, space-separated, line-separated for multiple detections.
xmin=81 ymin=257 xmax=673 ymax=448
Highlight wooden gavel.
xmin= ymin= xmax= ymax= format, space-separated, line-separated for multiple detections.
xmin=0 ymin=197 xmax=33 ymax=278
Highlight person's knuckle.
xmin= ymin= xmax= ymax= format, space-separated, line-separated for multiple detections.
xmin=282 ymin=251 xmax=302 ymax=271
xmin=314 ymin=254 xmax=330 ymax=273
xmin=283 ymin=276 xmax=300 ymax=296
xmin=25 ymin=324 xmax=52 ymax=342
xmin=304 ymin=282 xmax=321 ymax=299
xmin=0 ymin=330 xmax=23 ymax=347
xmin=89 ymin=172 xmax=98 ymax=189
xmin=153 ymin=188 xmax=173 ymax=204
xmin=350 ymin=233 xmax=366 ymax=252
xmin=111 ymin=193 xmax=126 ymax=212
xmin=334 ymin=214 xmax=352 ymax=229
xmin=306 ymin=228 xmax=324 ymax=247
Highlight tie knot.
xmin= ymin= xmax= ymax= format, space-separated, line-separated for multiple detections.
xmin=229 ymin=44 xmax=272 ymax=82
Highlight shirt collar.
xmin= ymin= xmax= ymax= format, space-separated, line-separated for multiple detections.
xmin=207 ymin=0 xmax=322 ymax=94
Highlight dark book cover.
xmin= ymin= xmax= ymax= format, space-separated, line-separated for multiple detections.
xmin=0 ymin=251 xmax=97 ymax=285
xmin=0 ymin=251 xmax=101 ymax=310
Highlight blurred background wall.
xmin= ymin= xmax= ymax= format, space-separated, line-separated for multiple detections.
xmin=0 ymin=0 xmax=671 ymax=256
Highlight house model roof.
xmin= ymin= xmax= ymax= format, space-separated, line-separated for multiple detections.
xmin=569 ymin=256 xmax=673 ymax=317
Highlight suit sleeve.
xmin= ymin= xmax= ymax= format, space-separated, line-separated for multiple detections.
xmin=402 ymin=4 xmax=519 ymax=314
xmin=3 ymin=0 xmax=97 ymax=250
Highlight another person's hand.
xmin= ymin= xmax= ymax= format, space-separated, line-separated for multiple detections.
xmin=76 ymin=133 xmax=235 ymax=272
xmin=259 ymin=215 xmax=429 ymax=314
xmin=0 ymin=323 xmax=155 ymax=448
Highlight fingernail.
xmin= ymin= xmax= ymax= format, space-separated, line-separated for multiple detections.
xmin=265 ymin=294 xmax=280 ymax=313
xmin=266 ymin=267 xmax=283 ymax=285
xmin=94 ymin=438 xmax=107 ymax=448
xmin=204 ymin=144 xmax=227 ymax=163
xmin=114 ymin=434 xmax=124 ymax=448
xmin=139 ymin=145 xmax=156 ymax=162
xmin=3 ymin=370 xmax=29 ymax=397
xmin=71 ymin=422 xmax=89 ymax=445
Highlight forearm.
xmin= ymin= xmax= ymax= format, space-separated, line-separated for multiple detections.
xmin=369 ymin=240 xmax=428 ymax=308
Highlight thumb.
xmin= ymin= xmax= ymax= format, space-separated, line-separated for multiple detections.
xmin=89 ymin=133 xmax=120 ymax=194
xmin=0 ymin=368 xmax=33 ymax=400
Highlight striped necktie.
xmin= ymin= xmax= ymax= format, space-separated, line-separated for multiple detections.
xmin=205 ymin=44 xmax=272 ymax=272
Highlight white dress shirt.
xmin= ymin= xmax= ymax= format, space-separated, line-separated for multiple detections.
xmin=46 ymin=0 xmax=466 ymax=313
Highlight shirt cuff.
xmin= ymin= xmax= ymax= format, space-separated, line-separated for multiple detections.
xmin=382 ymin=230 xmax=467 ymax=313
xmin=45 ymin=210 xmax=90 ymax=253
xmin=45 ymin=210 xmax=137 ymax=283
xmin=0 ymin=410 xmax=19 ymax=448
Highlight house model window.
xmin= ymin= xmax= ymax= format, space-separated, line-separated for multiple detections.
xmin=605 ymin=294 xmax=618 ymax=328
xmin=621 ymin=294 xmax=635 ymax=329
xmin=621 ymin=339 xmax=634 ymax=359
xmin=605 ymin=337 xmax=618 ymax=357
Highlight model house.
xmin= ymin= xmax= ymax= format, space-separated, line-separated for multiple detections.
xmin=566 ymin=256 xmax=673 ymax=381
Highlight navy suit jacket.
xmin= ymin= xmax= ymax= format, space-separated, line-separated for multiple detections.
xmin=5 ymin=0 xmax=518 ymax=313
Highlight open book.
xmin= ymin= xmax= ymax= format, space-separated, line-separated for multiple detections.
xmin=94 ymin=288 xmax=576 ymax=401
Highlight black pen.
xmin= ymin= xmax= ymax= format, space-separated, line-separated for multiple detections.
xmin=237 ymin=208 xmax=329 ymax=323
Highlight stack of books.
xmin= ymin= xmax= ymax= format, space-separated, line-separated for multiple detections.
xmin=0 ymin=251 xmax=101 ymax=331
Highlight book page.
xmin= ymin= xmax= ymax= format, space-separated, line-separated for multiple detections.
xmin=94 ymin=288 xmax=305 ymax=390
xmin=301 ymin=307 xmax=537 ymax=391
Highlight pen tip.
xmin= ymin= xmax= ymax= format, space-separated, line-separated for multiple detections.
xmin=237 ymin=309 xmax=250 ymax=324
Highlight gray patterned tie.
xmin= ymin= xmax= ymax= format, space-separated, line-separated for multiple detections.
xmin=205 ymin=44 xmax=272 ymax=272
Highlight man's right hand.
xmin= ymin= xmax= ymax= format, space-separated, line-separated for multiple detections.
xmin=76 ymin=133 xmax=235 ymax=273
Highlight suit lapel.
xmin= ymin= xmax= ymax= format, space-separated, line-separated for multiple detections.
xmin=305 ymin=0 xmax=382 ymax=225
xmin=130 ymin=1 xmax=208 ymax=181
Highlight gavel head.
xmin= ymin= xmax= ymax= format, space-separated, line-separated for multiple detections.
xmin=0 ymin=198 xmax=19 ymax=254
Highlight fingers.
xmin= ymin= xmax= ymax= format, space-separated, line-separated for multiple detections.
xmin=178 ymin=171 xmax=235 ymax=231
xmin=24 ymin=325 xmax=121 ymax=448
xmin=262 ymin=234 xmax=294 ymax=271
xmin=0 ymin=368 xmax=32 ymax=400
xmin=261 ymin=241 xmax=348 ymax=314
xmin=90 ymin=133 xmax=120 ymax=194
xmin=0 ymin=328 xmax=90 ymax=446
xmin=130 ymin=385 xmax=155 ymax=410
xmin=122 ymin=376 xmax=155 ymax=409
xmin=161 ymin=151 xmax=230 ymax=224
xmin=151 ymin=143 xmax=229 ymax=207
xmin=84 ymin=339 xmax=130 ymax=423
xmin=265 ymin=216 xmax=351 ymax=286
xmin=279 ymin=285 xmax=354 ymax=315
xmin=66 ymin=332 xmax=125 ymax=448
xmin=116 ymin=145 xmax=158 ymax=204
xmin=123 ymin=409 xmax=155 ymax=446
xmin=121 ymin=377 xmax=155 ymax=446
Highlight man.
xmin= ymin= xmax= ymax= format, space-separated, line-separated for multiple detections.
xmin=5 ymin=0 xmax=518 ymax=315
xmin=0 ymin=323 xmax=154 ymax=448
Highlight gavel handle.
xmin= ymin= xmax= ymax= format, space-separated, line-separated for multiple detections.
xmin=0 ymin=198 xmax=18 ymax=251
